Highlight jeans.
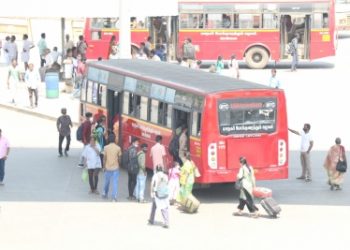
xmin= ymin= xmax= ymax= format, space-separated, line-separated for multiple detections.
xmin=128 ymin=172 xmax=137 ymax=197
xmin=28 ymin=88 xmax=38 ymax=107
xmin=103 ymin=169 xmax=119 ymax=199
xmin=291 ymin=52 xmax=298 ymax=71
xmin=58 ymin=134 xmax=71 ymax=155
xmin=237 ymin=189 xmax=258 ymax=213
xmin=135 ymin=174 xmax=147 ymax=200
xmin=0 ymin=159 xmax=5 ymax=182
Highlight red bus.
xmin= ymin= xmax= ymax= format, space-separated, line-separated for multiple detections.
xmin=83 ymin=0 xmax=336 ymax=69
xmin=80 ymin=59 xmax=288 ymax=184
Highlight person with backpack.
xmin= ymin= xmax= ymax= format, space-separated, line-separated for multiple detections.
xmin=93 ymin=115 xmax=107 ymax=165
xmin=148 ymin=165 xmax=170 ymax=228
xmin=127 ymin=137 xmax=140 ymax=200
xmin=135 ymin=143 xmax=148 ymax=203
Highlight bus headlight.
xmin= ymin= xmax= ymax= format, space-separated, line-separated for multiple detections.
xmin=208 ymin=143 xmax=217 ymax=169
xmin=278 ymin=139 xmax=286 ymax=166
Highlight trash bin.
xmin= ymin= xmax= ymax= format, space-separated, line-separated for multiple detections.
xmin=45 ymin=72 xmax=59 ymax=98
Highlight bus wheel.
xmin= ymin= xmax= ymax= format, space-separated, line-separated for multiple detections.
xmin=245 ymin=47 xmax=269 ymax=69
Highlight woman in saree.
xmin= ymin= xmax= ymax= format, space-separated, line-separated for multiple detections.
xmin=233 ymin=157 xmax=259 ymax=218
xmin=177 ymin=152 xmax=195 ymax=204
xmin=324 ymin=137 xmax=347 ymax=190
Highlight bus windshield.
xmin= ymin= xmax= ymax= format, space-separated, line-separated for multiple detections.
xmin=218 ymin=98 xmax=277 ymax=135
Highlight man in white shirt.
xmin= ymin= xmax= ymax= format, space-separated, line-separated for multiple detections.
xmin=7 ymin=35 xmax=18 ymax=63
xmin=24 ymin=63 xmax=41 ymax=108
xmin=289 ymin=123 xmax=314 ymax=182
xmin=21 ymin=34 xmax=34 ymax=70
xmin=269 ymin=68 xmax=281 ymax=89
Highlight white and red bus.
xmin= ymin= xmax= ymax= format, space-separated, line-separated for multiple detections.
xmin=83 ymin=0 xmax=336 ymax=69
xmin=80 ymin=59 xmax=288 ymax=184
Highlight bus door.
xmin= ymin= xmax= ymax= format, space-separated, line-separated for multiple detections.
xmin=149 ymin=16 xmax=174 ymax=59
xmin=280 ymin=14 xmax=311 ymax=59
xmin=107 ymin=89 xmax=122 ymax=145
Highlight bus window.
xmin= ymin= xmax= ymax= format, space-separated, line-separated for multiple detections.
xmin=239 ymin=14 xmax=261 ymax=29
xmin=81 ymin=78 xmax=87 ymax=101
xmin=206 ymin=14 xmax=223 ymax=28
xmin=150 ymin=99 xmax=159 ymax=124
xmin=99 ymin=85 xmax=107 ymax=107
xmin=87 ymin=81 xmax=93 ymax=103
xmin=222 ymin=14 xmax=232 ymax=28
xmin=180 ymin=13 xmax=204 ymax=28
xmin=91 ymin=31 xmax=102 ymax=40
xmin=263 ymin=14 xmax=278 ymax=28
xmin=140 ymin=96 xmax=149 ymax=120
xmin=313 ymin=13 xmax=329 ymax=28
xmin=191 ymin=112 xmax=202 ymax=137
xmin=132 ymin=95 xmax=141 ymax=118
xmin=92 ymin=82 xmax=99 ymax=104
xmin=165 ymin=104 xmax=172 ymax=128
xmin=123 ymin=91 xmax=131 ymax=115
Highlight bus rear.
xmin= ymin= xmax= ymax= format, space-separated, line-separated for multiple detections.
xmin=197 ymin=89 xmax=288 ymax=184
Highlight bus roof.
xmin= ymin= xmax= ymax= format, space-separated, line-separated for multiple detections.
xmin=88 ymin=59 xmax=271 ymax=95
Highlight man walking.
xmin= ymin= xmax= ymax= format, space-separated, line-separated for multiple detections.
xmin=183 ymin=38 xmax=196 ymax=68
xmin=37 ymin=33 xmax=48 ymax=67
xmin=24 ymin=63 xmax=40 ymax=108
xmin=0 ymin=129 xmax=10 ymax=185
xmin=21 ymin=34 xmax=34 ymax=71
xmin=289 ymin=124 xmax=314 ymax=182
xmin=56 ymin=108 xmax=73 ymax=157
xmin=150 ymin=135 xmax=167 ymax=171
xmin=102 ymin=134 xmax=122 ymax=201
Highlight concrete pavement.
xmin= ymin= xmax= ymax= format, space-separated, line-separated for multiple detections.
xmin=0 ymin=64 xmax=80 ymax=124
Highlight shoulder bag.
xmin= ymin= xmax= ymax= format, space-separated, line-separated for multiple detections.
xmin=336 ymin=146 xmax=347 ymax=173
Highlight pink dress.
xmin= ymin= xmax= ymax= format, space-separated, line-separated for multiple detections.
xmin=168 ymin=166 xmax=180 ymax=201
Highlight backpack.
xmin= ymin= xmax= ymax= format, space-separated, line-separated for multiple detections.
xmin=76 ymin=124 xmax=83 ymax=141
xmin=169 ymin=135 xmax=179 ymax=157
xmin=156 ymin=175 xmax=169 ymax=199
xmin=126 ymin=146 xmax=139 ymax=174
xmin=121 ymin=147 xmax=130 ymax=169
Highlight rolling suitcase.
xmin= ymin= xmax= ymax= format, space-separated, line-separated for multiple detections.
xmin=260 ymin=197 xmax=281 ymax=218
xmin=253 ymin=187 xmax=272 ymax=198
xmin=183 ymin=194 xmax=200 ymax=213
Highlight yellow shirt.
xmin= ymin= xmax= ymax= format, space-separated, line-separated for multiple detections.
xmin=103 ymin=143 xmax=122 ymax=171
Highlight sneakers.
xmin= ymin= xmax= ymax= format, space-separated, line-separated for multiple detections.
xmin=64 ymin=150 xmax=69 ymax=157
xmin=58 ymin=153 xmax=63 ymax=157
xmin=296 ymin=176 xmax=305 ymax=180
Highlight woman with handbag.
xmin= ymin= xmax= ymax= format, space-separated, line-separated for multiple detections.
xmin=324 ymin=137 xmax=347 ymax=190
xmin=233 ymin=157 xmax=259 ymax=218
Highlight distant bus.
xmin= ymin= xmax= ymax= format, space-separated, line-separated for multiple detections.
xmin=80 ymin=59 xmax=288 ymax=184
xmin=83 ymin=0 xmax=336 ymax=69
xmin=336 ymin=0 xmax=350 ymax=32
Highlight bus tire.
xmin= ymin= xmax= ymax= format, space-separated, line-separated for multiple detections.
xmin=245 ymin=47 xmax=269 ymax=69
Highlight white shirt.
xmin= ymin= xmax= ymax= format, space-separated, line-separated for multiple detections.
xmin=25 ymin=69 xmax=41 ymax=89
xmin=269 ymin=76 xmax=281 ymax=89
xmin=7 ymin=42 xmax=17 ymax=61
xmin=300 ymin=130 xmax=313 ymax=152
xmin=82 ymin=144 xmax=102 ymax=169
xmin=21 ymin=39 xmax=34 ymax=63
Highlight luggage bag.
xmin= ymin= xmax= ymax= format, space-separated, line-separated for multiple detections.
xmin=253 ymin=187 xmax=272 ymax=198
xmin=183 ymin=194 xmax=200 ymax=213
xmin=260 ymin=197 xmax=281 ymax=218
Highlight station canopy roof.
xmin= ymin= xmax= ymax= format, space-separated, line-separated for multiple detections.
xmin=0 ymin=0 xmax=179 ymax=17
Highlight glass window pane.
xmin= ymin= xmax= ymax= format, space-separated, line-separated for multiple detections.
xmin=123 ymin=92 xmax=130 ymax=114
xmin=150 ymin=99 xmax=159 ymax=124
xmin=87 ymin=81 xmax=93 ymax=103
xmin=99 ymin=85 xmax=107 ymax=107
xmin=81 ymin=78 xmax=87 ymax=101
xmin=263 ymin=14 xmax=278 ymax=28
xmin=165 ymin=104 xmax=173 ymax=128
xmin=313 ymin=13 xmax=323 ymax=28
xmin=92 ymin=82 xmax=98 ymax=104
xmin=140 ymin=96 xmax=148 ymax=120
xmin=206 ymin=14 xmax=222 ymax=28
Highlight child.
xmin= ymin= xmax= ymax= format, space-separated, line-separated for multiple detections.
xmin=168 ymin=162 xmax=181 ymax=205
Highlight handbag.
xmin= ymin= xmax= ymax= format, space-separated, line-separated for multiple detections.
xmin=235 ymin=177 xmax=243 ymax=190
xmin=336 ymin=146 xmax=347 ymax=173
xmin=81 ymin=168 xmax=88 ymax=182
